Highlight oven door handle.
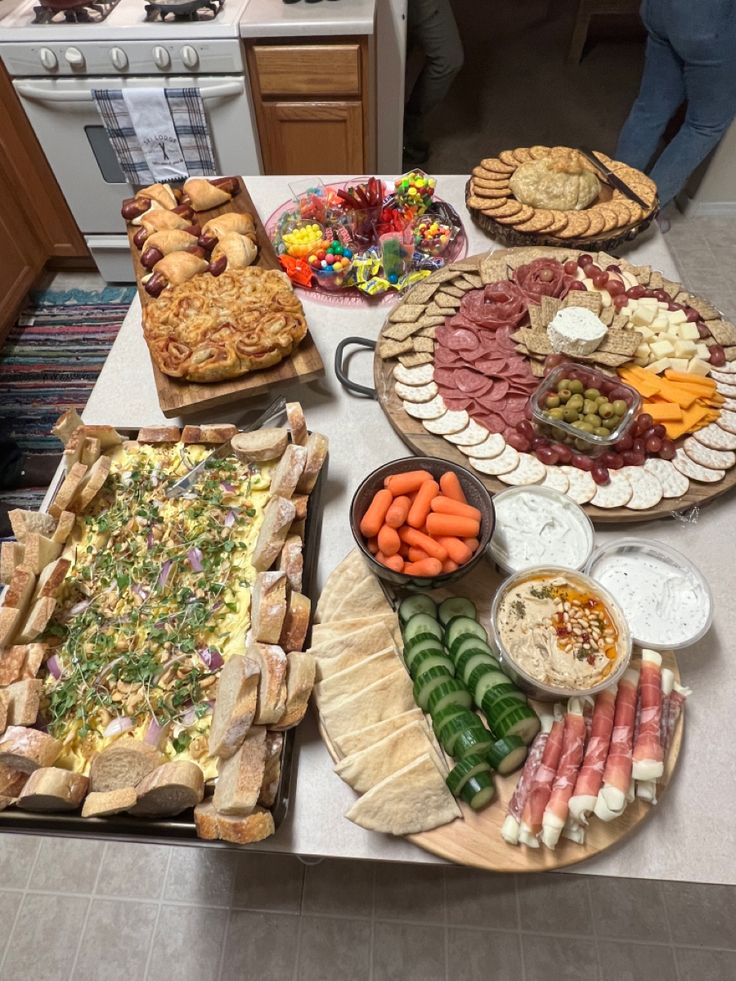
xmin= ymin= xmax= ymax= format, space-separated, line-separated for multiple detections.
xmin=14 ymin=80 xmax=245 ymax=103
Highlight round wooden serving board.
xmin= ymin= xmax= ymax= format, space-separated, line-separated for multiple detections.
xmin=319 ymin=562 xmax=683 ymax=873
xmin=374 ymin=248 xmax=736 ymax=523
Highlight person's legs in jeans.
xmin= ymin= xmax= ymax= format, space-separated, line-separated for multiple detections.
xmin=404 ymin=0 xmax=464 ymax=157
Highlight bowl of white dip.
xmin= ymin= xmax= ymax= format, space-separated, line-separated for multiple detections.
xmin=490 ymin=486 xmax=594 ymax=574
xmin=585 ymin=538 xmax=713 ymax=650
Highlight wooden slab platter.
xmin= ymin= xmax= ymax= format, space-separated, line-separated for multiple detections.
xmin=127 ymin=178 xmax=324 ymax=418
xmin=372 ymin=247 xmax=736 ymax=523
xmin=319 ymin=559 xmax=683 ymax=873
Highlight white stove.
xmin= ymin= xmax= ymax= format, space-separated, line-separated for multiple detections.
xmin=0 ymin=0 xmax=262 ymax=280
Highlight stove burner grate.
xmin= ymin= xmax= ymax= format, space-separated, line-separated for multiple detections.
xmin=32 ymin=0 xmax=121 ymax=23
xmin=144 ymin=0 xmax=223 ymax=21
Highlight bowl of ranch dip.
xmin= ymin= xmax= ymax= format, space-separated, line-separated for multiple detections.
xmin=586 ymin=538 xmax=713 ymax=650
xmin=490 ymin=486 xmax=594 ymax=574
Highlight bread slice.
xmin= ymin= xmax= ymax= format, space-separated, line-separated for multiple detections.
xmin=129 ymin=760 xmax=204 ymax=817
xmin=36 ymin=558 xmax=70 ymax=599
xmin=17 ymin=596 xmax=56 ymax=643
xmin=80 ymin=436 xmax=102 ymax=467
xmin=278 ymin=535 xmax=303 ymax=593
xmin=207 ymin=655 xmax=260 ymax=759
xmin=17 ymin=767 xmax=89 ymax=811
xmin=0 ymin=607 xmax=21 ymax=648
xmin=137 ymin=426 xmax=181 ymax=444
xmin=8 ymin=509 xmax=56 ymax=542
xmin=252 ymin=497 xmax=296 ymax=572
xmin=269 ymin=444 xmax=307 ymax=499
xmin=82 ymin=787 xmax=138 ymax=818
xmin=0 ymin=691 xmax=7 ymax=735
xmin=271 ymin=652 xmax=316 ymax=731
xmin=296 ymin=432 xmax=328 ymax=494
xmin=213 ymin=726 xmax=267 ymax=815
xmin=181 ymin=424 xmax=237 ymax=444
xmin=0 ymin=542 xmax=24 ymax=585
xmin=0 ymin=763 xmax=27 ymax=798
xmin=5 ymin=679 xmax=43 ymax=726
xmin=3 ymin=568 xmax=36 ymax=612
xmin=89 ymin=739 xmax=165 ymax=793
xmin=52 ymin=408 xmax=84 ymax=446
xmin=0 ymin=726 xmax=62 ymax=773
xmin=285 ymin=402 xmax=308 ymax=445
xmin=51 ymin=511 xmax=76 ymax=545
xmin=258 ymin=732 xmax=284 ymax=807
xmin=278 ymin=592 xmax=311 ymax=654
xmin=62 ymin=431 xmax=84 ymax=473
xmin=194 ymin=799 xmax=275 ymax=844
xmin=0 ymin=646 xmax=29 ymax=687
xmin=231 ymin=427 xmax=288 ymax=463
xmin=251 ymin=571 xmax=287 ymax=644
xmin=22 ymin=533 xmax=63 ymax=575
xmin=72 ymin=455 xmax=112 ymax=512
xmin=292 ymin=495 xmax=308 ymax=521
xmin=78 ymin=425 xmax=123 ymax=450
xmin=249 ymin=643 xmax=288 ymax=725
xmin=21 ymin=643 xmax=46 ymax=680
xmin=49 ymin=462 xmax=87 ymax=518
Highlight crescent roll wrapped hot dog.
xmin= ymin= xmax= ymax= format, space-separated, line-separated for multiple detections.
xmin=181 ymin=176 xmax=240 ymax=212
xmin=199 ymin=211 xmax=257 ymax=250
xmin=140 ymin=230 xmax=204 ymax=270
xmin=131 ymin=209 xmax=198 ymax=249
xmin=143 ymin=251 xmax=209 ymax=298
xmin=208 ymin=232 xmax=258 ymax=275
xmin=121 ymin=182 xmax=180 ymax=222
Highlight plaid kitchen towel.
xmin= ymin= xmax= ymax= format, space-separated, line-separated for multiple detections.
xmin=92 ymin=87 xmax=216 ymax=185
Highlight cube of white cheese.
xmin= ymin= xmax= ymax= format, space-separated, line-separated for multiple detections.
xmin=635 ymin=342 xmax=651 ymax=359
xmin=695 ymin=342 xmax=710 ymax=359
xmin=633 ymin=306 xmax=657 ymax=327
xmin=669 ymin=310 xmax=687 ymax=324
xmin=680 ymin=322 xmax=700 ymax=340
xmin=688 ymin=357 xmax=711 ymax=377
xmin=638 ymin=325 xmax=655 ymax=340
xmin=674 ymin=339 xmax=697 ymax=358
xmin=666 ymin=324 xmax=681 ymax=337
xmin=644 ymin=358 xmax=672 ymax=374
xmin=657 ymin=300 xmax=669 ymax=310
xmin=652 ymin=315 xmax=669 ymax=330
xmin=668 ymin=358 xmax=689 ymax=373
xmin=650 ymin=338 xmax=675 ymax=358
xmin=640 ymin=297 xmax=659 ymax=309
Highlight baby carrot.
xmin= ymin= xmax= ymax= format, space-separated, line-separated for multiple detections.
xmin=380 ymin=553 xmax=405 ymax=573
xmin=398 ymin=542 xmax=411 ymax=558
xmin=430 ymin=496 xmax=482 ymax=522
xmin=377 ymin=524 xmax=401 ymax=557
xmin=385 ymin=495 xmax=411 ymax=529
xmin=426 ymin=513 xmax=480 ymax=539
xmin=442 ymin=559 xmax=459 ymax=574
xmin=359 ymin=488 xmax=393 ymax=538
xmin=435 ymin=536 xmax=472 ymax=566
xmin=385 ymin=469 xmax=433 ymax=496
xmin=464 ymin=537 xmax=480 ymax=552
xmin=407 ymin=479 xmax=439 ymax=529
xmin=366 ymin=536 xmax=379 ymax=555
xmin=404 ymin=557 xmax=443 ymax=577
xmin=408 ymin=546 xmax=430 ymax=563
xmin=439 ymin=471 xmax=467 ymax=504
xmin=398 ymin=526 xmax=448 ymax=562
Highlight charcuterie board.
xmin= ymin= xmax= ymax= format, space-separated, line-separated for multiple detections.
xmin=371 ymin=247 xmax=736 ymax=523
xmin=126 ymin=178 xmax=324 ymax=418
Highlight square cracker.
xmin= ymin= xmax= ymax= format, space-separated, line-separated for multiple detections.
xmin=529 ymin=305 xmax=545 ymax=330
xmin=540 ymin=295 xmax=561 ymax=325
xmin=417 ymin=326 xmax=437 ymax=339
xmin=529 ymin=358 xmax=546 ymax=377
xmin=440 ymin=284 xmax=465 ymax=298
xmin=462 ymin=273 xmax=483 ymax=289
xmin=707 ymin=319 xmax=736 ymax=346
xmin=449 ymin=257 xmax=482 ymax=272
xmin=600 ymin=305 xmax=615 ymax=326
xmin=404 ymin=282 xmax=439 ymax=304
xmin=415 ymin=315 xmax=447 ymax=328
xmin=648 ymin=270 xmax=664 ymax=289
xmin=399 ymin=352 xmax=433 ymax=366
xmin=479 ymin=254 xmax=508 ymax=285
xmin=689 ymin=297 xmax=722 ymax=320
xmin=378 ymin=338 xmax=413 ymax=360
xmin=599 ymin=330 xmax=641 ymax=355
xmin=435 ymin=292 xmax=461 ymax=310
xmin=413 ymin=337 xmax=435 ymax=353
xmin=383 ymin=321 xmax=425 ymax=342
xmin=563 ymin=291 xmax=602 ymax=315
xmin=389 ymin=304 xmax=426 ymax=324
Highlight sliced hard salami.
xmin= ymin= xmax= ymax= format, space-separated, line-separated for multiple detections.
xmin=443 ymin=393 xmax=475 ymax=412
xmin=643 ymin=458 xmax=690 ymax=499
xmin=622 ymin=467 xmax=663 ymax=510
xmin=672 ymin=448 xmax=725 ymax=483
xmin=683 ymin=436 xmax=735 ymax=470
xmin=470 ymin=444 xmax=520 ymax=475
xmin=423 ymin=410 xmax=470 ymax=435
xmin=459 ymin=281 xmax=528 ymax=331
xmin=445 ymin=327 xmax=480 ymax=352
xmin=693 ymin=422 xmax=736 ymax=451
xmin=497 ymin=453 xmax=546 ymax=486
xmin=512 ymin=258 xmax=574 ymax=305
xmin=455 ymin=368 xmax=493 ymax=396
xmin=456 ymin=433 xmax=506 ymax=459
xmin=590 ymin=471 xmax=632 ymax=509
xmin=445 ymin=420 xmax=490 ymax=446
xmin=432 ymin=367 xmax=459 ymax=388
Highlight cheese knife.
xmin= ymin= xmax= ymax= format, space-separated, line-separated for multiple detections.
xmin=165 ymin=395 xmax=286 ymax=499
xmin=577 ymin=147 xmax=650 ymax=211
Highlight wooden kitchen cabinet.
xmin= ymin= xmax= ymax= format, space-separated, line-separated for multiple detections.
xmin=246 ymin=38 xmax=374 ymax=175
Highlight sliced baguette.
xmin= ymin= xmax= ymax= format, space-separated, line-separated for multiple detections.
xmin=251 ymin=571 xmax=287 ymax=645
xmin=181 ymin=424 xmax=237 ymax=444
xmin=285 ymin=402 xmax=308 ymax=445
xmin=80 ymin=436 xmax=102 ymax=467
xmin=269 ymin=444 xmax=307 ymax=499
xmin=62 ymin=431 xmax=84 ymax=473
xmin=21 ymin=643 xmax=46 ymax=680
xmin=5 ymin=679 xmax=43 ymax=726
xmin=258 ymin=732 xmax=284 ymax=807
xmin=194 ymin=799 xmax=275 ymax=844
xmin=252 ymin=496 xmax=296 ymax=572
xmin=22 ymin=533 xmax=63 ymax=575
xmin=248 ymin=643 xmax=288 ymax=725
xmin=36 ymin=558 xmax=70 ymax=599
xmin=0 ymin=692 xmax=7 ymax=735
xmin=51 ymin=511 xmax=76 ymax=545
xmin=72 ymin=455 xmax=112 ymax=512
xmin=17 ymin=767 xmax=89 ymax=811
xmin=0 ymin=763 xmax=27 ymax=798
xmin=0 ymin=646 xmax=29 ymax=687
xmin=78 ymin=425 xmax=123 ymax=450
xmin=0 ymin=608 xmax=21 ymax=648
xmin=89 ymin=739 xmax=166 ymax=793
xmin=271 ymin=652 xmax=316 ymax=731
xmin=137 ymin=426 xmax=181 ymax=444
xmin=292 ymin=495 xmax=308 ymax=521
xmin=82 ymin=787 xmax=138 ymax=818
xmin=17 ymin=596 xmax=56 ymax=643
xmin=213 ymin=726 xmax=267 ymax=816
xmin=0 ymin=726 xmax=62 ymax=773
xmin=278 ymin=592 xmax=311 ymax=654
xmin=208 ymin=655 xmax=260 ymax=759
xmin=0 ymin=542 xmax=25 ymax=585
xmin=48 ymin=462 xmax=87 ymax=518
xmin=8 ymin=510 xmax=56 ymax=542
xmin=231 ymin=428 xmax=288 ymax=463
xmin=278 ymin=535 xmax=303 ymax=593
xmin=295 ymin=432 xmax=328 ymax=494
xmin=52 ymin=408 xmax=84 ymax=446
xmin=129 ymin=760 xmax=204 ymax=817
xmin=3 ymin=568 xmax=36 ymax=612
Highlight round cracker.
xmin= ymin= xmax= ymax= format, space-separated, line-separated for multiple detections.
xmin=471 ymin=184 xmax=512 ymax=200
xmin=555 ymin=211 xmax=591 ymax=239
xmin=590 ymin=470 xmax=632 ymax=509
xmin=395 ymin=380 xmax=438 ymax=403
xmin=577 ymin=209 xmax=606 ymax=237
xmin=402 ymin=395 xmax=447 ymax=420
xmin=694 ymin=422 xmax=736 ymax=451
xmin=621 ymin=467 xmax=663 ymax=510
xmin=559 ymin=466 xmax=596 ymax=504
xmin=541 ymin=466 xmax=569 ymax=493
xmin=494 ymin=204 xmax=536 ymax=226
xmin=710 ymin=360 xmax=736 ymax=375
xmin=512 ymin=147 xmax=532 ymax=165
xmin=716 ymin=409 xmax=736 ymax=434
xmin=423 ymin=409 xmax=469 ymax=435
xmin=457 ymin=432 xmax=505 ymax=458
xmin=499 ymin=150 xmax=520 ymax=167
xmin=606 ymin=199 xmax=632 ymax=229
xmin=472 ymin=173 xmax=512 ymax=188
xmin=511 ymin=209 xmax=557 ymax=233
xmin=716 ymin=381 xmax=736 ymax=398
xmin=723 ymin=398 xmax=736 ymax=411
xmin=445 ymin=420 xmax=490 ymax=446
xmin=643 ymin=458 xmax=690 ymax=499
xmin=470 ymin=444 xmax=519 ymax=475
xmin=497 ymin=452 xmax=546 ymax=486
xmin=528 ymin=145 xmax=551 ymax=159
xmin=709 ymin=368 xmax=736 ymax=385
xmin=480 ymin=198 xmax=523 ymax=217
xmin=590 ymin=205 xmax=619 ymax=234
xmin=672 ymin=448 xmax=725 ymax=483
xmin=394 ymin=363 xmax=435 ymax=386
xmin=480 ymin=158 xmax=515 ymax=174
xmin=543 ymin=212 xmax=570 ymax=236
xmin=683 ymin=435 xmax=735 ymax=470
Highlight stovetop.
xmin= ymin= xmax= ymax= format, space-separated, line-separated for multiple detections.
xmin=144 ymin=0 xmax=223 ymax=21
xmin=32 ymin=0 xmax=122 ymax=24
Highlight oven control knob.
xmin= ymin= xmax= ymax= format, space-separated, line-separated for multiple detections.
xmin=153 ymin=46 xmax=171 ymax=70
xmin=39 ymin=48 xmax=58 ymax=71
xmin=181 ymin=45 xmax=199 ymax=70
xmin=110 ymin=47 xmax=128 ymax=71
xmin=64 ymin=46 xmax=85 ymax=69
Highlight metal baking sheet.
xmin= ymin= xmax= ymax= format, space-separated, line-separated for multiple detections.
xmin=0 ymin=427 xmax=326 ymax=848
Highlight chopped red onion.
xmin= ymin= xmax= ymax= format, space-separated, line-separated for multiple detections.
xmin=144 ymin=717 xmax=165 ymax=747
xmin=187 ymin=547 xmax=203 ymax=572
xmin=224 ymin=510 xmax=236 ymax=528
xmin=198 ymin=647 xmax=224 ymax=670
xmin=103 ymin=716 xmax=134 ymax=738
xmin=69 ymin=598 xmax=92 ymax=617
xmin=46 ymin=654 xmax=62 ymax=680
xmin=158 ymin=559 xmax=173 ymax=588
xmin=221 ymin=481 xmax=236 ymax=493
xmin=131 ymin=584 xmax=149 ymax=602
xmin=147 ymin=530 xmax=154 ymax=548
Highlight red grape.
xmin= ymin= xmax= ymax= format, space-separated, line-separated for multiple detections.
xmin=592 ymin=465 xmax=610 ymax=485
xmin=659 ymin=439 xmax=676 ymax=460
xmin=607 ymin=453 xmax=624 ymax=470
xmin=697 ymin=322 xmax=710 ymax=339
xmin=538 ymin=268 xmax=554 ymax=283
xmin=605 ymin=264 xmax=621 ymax=274
xmin=531 ymin=436 xmax=549 ymax=451
xmin=636 ymin=412 xmax=653 ymax=432
xmin=627 ymin=285 xmax=646 ymax=299
xmin=536 ymin=446 xmax=558 ymax=465
xmin=622 ymin=450 xmax=639 ymax=466
xmin=613 ymin=293 xmax=629 ymax=311
xmin=632 ymin=438 xmax=646 ymax=455
xmin=568 ymin=281 xmax=586 ymax=292
xmin=616 ymin=434 xmax=634 ymax=452
xmin=592 ymin=271 xmax=609 ymax=289
xmin=517 ymin=420 xmax=535 ymax=440
xmin=650 ymin=424 xmax=666 ymax=439
xmin=654 ymin=289 xmax=669 ymax=302
xmin=667 ymin=302 xmax=679 ymax=311
xmin=630 ymin=452 xmax=646 ymax=466
xmin=646 ymin=436 xmax=663 ymax=454
xmin=563 ymin=260 xmax=578 ymax=275
xmin=506 ymin=431 xmax=531 ymax=452
xmin=607 ymin=280 xmax=625 ymax=297
xmin=578 ymin=254 xmax=593 ymax=268
xmin=544 ymin=353 xmax=567 ymax=370
xmin=709 ymin=345 xmax=726 ymax=367
xmin=685 ymin=307 xmax=700 ymax=322
xmin=552 ymin=443 xmax=572 ymax=465
xmin=611 ymin=387 xmax=633 ymax=403
xmin=571 ymin=454 xmax=593 ymax=471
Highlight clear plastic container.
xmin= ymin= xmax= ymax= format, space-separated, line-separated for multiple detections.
xmin=410 ymin=215 xmax=454 ymax=256
xmin=585 ymin=537 xmax=713 ymax=650
xmin=280 ymin=219 xmax=328 ymax=259
xmin=490 ymin=565 xmax=632 ymax=701
xmin=531 ymin=362 xmax=641 ymax=457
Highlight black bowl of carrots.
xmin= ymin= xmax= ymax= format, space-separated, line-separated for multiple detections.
xmin=350 ymin=456 xmax=495 ymax=588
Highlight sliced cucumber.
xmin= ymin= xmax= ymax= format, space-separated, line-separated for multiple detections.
xmin=427 ymin=678 xmax=473 ymax=716
xmin=432 ymin=704 xmax=473 ymax=739
xmin=481 ymin=691 xmax=529 ymax=728
xmin=473 ymin=668 xmax=520 ymax=704
xmin=459 ymin=770 xmax=496 ymax=810
xmin=404 ymin=637 xmax=445 ymax=672
xmin=399 ymin=594 xmax=437 ymax=624
xmin=439 ymin=715 xmax=486 ymax=757
xmin=413 ymin=666 xmax=455 ymax=711
xmin=409 ymin=649 xmax=455 ymax=680
xmin=438 ymin=597 xmax=477 ymax=627
xmin=446 ymin=754 xmax=493 ymax=796
xmin=403 ymin=613 xmax=443 ymax=648
xmin=487 ymin=735 xmax=528 ymax=775
xmin=456 ymin=649 xmax=497 ymax=687
xmin=451 ymin=635 xmax=495 ymax=664
xmin=487 ymin=701 xmax=541 ymax=745
xmin=478 ymin=682 xmax=526 ymax=710
xmin=453 ymin=725 xmax=493 ymax=760
xmin=446 ymin=617 xmax=488 ymax=656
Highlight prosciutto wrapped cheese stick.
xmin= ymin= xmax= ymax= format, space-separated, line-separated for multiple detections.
xmin=542 ymin=698 xmax=586 ymax=850
xmin=569 ymin=684 xmax=617 ymax=825
xmin=594 ymin=667 xmax=640 ymax=822
xmin=501 ymin=711 xmax=554 ymax=845
xmin=518 ymin=711 xmax=565 ymax=848
xmin=632 ymin=649 xmax=664 ymax=782
xmin=663 ymin=680 xmax=691 ymax=748
xmin=637 ymin=667 xmax=674 ymax=803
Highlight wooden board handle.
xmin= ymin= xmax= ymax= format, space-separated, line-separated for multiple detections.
xmin=334 ymin=336 xmax=377 ymax=398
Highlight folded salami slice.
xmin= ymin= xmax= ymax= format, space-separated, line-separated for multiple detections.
xmin=459 ymin=281 xmax=528 ymax=331
xmin=513 ymin=258 xmax=574 ymax=305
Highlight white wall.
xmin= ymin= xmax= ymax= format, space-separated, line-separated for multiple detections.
xmin=683 ymin=119 xmax=736 ymax=216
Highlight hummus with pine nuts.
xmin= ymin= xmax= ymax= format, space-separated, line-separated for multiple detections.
xmin=494 ymin=573 xmax=625 ymax=691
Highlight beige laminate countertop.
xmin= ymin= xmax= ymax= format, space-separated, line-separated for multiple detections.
xmin=84 ymin=176 xmax=733 ymax=883
xmin=240 ymin=0 xmax=375 ymax=38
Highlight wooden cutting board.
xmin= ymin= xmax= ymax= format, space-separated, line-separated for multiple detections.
xmin=127 ymin=178 xmax=324 ymax=418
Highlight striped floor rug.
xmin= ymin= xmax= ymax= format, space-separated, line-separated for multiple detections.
xmin=0 ymin=285 xmax=135 ymax=516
